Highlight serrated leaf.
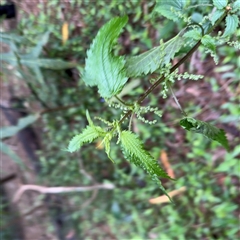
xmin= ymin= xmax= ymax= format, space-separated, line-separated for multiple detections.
xmin=82 ymin=16 xmax=128 ymax=98
xmin=153 ymin=0 xmax=186 ymax=21
xmin=183 ymin=29 xmax=202 ymax=41
xmin=211 ymin=9 xmax=225 ymax=25
xmin=201 ymin=34 xmax=216 ymax=53
xmin=120 ymin=130 xmax=172 ymax=200
xmin=233 ymin=0 xmax=240 ymax=9
xmin=222 ymin=15 xmax=239 ymax=38
xmin=180 ymin=117 xmax=229 ymax=151
xmin=164 ymin=35 xmax=184 ymax=63
xmin=68 ymin=125 xmax=105 ymax=153
xmin=103 ymin=133 xmax=114 ymax=162
xmin=125 ymin=34 xmax=184 ymax=77
xmin=125 ymin=47 xmax=162 ymax=77
xmin=213 ymin=0 xmax=228 ymax=9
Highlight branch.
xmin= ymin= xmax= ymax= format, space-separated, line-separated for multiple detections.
xmin=39 ymin=103 xmax=82 ymax=115
xmin=119 ymin=9 xmax=229 ymax=124
xmin=13 ymin=183 xmax=115 ymax=203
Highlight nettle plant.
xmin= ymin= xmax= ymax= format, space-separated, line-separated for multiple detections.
xmin=68 ymin=0 xmax=239 ymax=199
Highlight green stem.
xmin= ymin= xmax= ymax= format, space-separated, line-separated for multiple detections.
xmin=206 ymin=8 xmax=229 ymax=35
xmin=118 ymin=9 xmax=229 ymax=125
xmin=115 ymin=95 xmax=126 ymax=105
xmin=114 ymin=95 xmax=132 ymax=106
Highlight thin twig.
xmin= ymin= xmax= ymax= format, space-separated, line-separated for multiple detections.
xmin=39 ymin=103 xmax=81 ymax=115
xmin=77 ymin=155 xmax=99 ymax=208
xmin=13 ymin=183 xmax=115 ymax=203
xmin=168 ymin=83 xmax=187 ymax=117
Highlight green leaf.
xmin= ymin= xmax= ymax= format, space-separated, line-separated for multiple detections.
xmin=28 ymin=31 xmax=50 ymax=58
xmin=117 ymin=79 xmax=140 ymax=98
xmin=103 ymin=133 xmax=114 ymax=162
xmin=68 ymin=111 xmax=107 ymax=152
xmin=120 ymin=130 xmax=172 ymax=199
xmin=201 ymin=34 xmax=216 ymax=53
xmin=163 ymin=35 xmax=185 ymax=63
xmin=1 ymin=142 xmax=27 ymax=171
xmin=222 ymin=14 xmax=239 ymax=38
xmin=1 ymin=53 xmax=77 ymax=70
xmin=68 ymin=125 xmax=105 ymax=153
xmin=211 ymin=9 xmax=225 ymax=25
xmin=86 ymin=109 xmax=94 ymax=126
xmin=213 ymin=0 xmax=228 ymax=9
xmin=180 ymin=117 xmax=230 ymax=151
xmin=233 ymin=0 xmax=240 ymax=9
xmin=214 ymin=146 xmax=239 ymax=175
xmin=0 ymin=32 xmax=27 ymax=44
xmin=125 ymin=34 xmax=184 ymax=77
xmin=32 ymin=58 xmax=77 ymax=69
xmin=1 ymin=114 xmax=39 ymax=139
xmin=1 ymin=32 xmax=77 ymax=87
xmin=125 ymin=47 xmax=162 ymax=77
xmin=183 ymin=29 xmax=202 ymax=41
xmin=82 ymin=16 xmax=128 ymax=98
xmin=153 ymin=0 xmax=186 ymax=21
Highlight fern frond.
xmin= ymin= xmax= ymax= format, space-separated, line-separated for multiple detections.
xmin=120 ymin=130 xmax=173 ymax=199
xmin=180 ymin=117 xmax=230 ymax=151
xmin=82 ymin=16 xmax=128 ymax=98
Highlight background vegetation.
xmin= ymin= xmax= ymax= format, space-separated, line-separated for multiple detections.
xmin=1 ymin=0 xmax=239 ymax=239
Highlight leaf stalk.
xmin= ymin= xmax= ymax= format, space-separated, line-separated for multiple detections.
xmin=118 ymin=9 xmax=229 ymax=125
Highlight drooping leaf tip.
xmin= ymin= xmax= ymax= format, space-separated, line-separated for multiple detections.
xmin=82 ymin=15 xmax=129 ymax=98
xmin=180 ymin=117 xmax=230 ymax=151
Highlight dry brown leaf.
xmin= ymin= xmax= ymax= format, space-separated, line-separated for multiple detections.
xmin=149 ymin=186 xmax=187 ymax=204
xmin=160 ymin=150 xmax=175 ymax=178
xmin=96 ymin=139 xmax=104 ymax=149
xmin=62 ymin=22 xmax=69 ymax=45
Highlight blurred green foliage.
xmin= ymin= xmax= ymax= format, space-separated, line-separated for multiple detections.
xmin=1 ymin=0 xmax=239 ymax=239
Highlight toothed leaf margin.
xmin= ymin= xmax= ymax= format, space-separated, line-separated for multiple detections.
xmin=120 ymin=130 xmax=172 ymax=200
xmin=180 ymin=117 xmax=229 ymax=151
xmin=68 ymin=111 xmax=106 ymax=152
xmin=82 ymin=16 xmax=128 ymax=98
xmin=68 ymin=126 xmax=104 ymax=153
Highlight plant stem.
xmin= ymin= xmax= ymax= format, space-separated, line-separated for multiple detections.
xmin=40 ymin=103 xmax=81 ymax=115
xmin=114 ymin=95 xmax=133 ymax=107
xmin=206 ymin=8 xmax=229 ymax=35
xmin=118 ymin=9 xmax=229 ymax=125
xmin=118 ymin=40 xmax=201 ymax=124
xmin=115 ymin=95 xmax=126 ymax=105
xmin=168 ymin=83 xmax=187 ymax=117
